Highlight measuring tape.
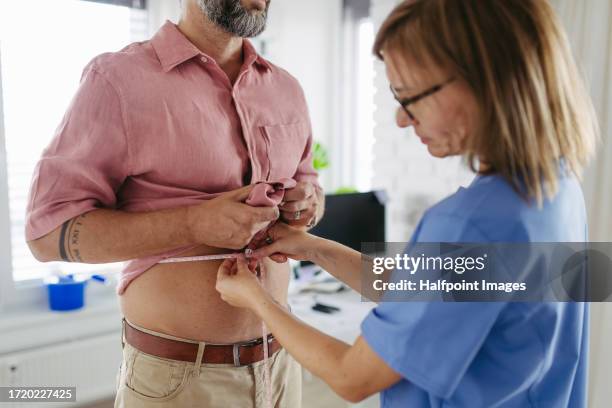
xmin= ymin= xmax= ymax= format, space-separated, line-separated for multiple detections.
xmin=155 ymin=179 xmax=296 ymax=407
xmin=158 ymin=250 xmax=251 ymax=264
xmin=157 ymin=250 xmax=274 ymax=408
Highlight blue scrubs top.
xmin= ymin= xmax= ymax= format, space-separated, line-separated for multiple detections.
xmin=361 ymin=172 xmax=589 ymax=407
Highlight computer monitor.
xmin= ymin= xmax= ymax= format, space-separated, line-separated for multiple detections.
xmin=309 ymin=190 xmax=387 ymax=253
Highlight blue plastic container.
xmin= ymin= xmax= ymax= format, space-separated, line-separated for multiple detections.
xmin=45 ymin=275 xmax=88 ymax=311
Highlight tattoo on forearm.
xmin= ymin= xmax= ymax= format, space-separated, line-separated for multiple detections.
xmin=59 ymin=214 xmax=86 ymax=262
xmin=59 ymin=221 xmax=70 ymax=262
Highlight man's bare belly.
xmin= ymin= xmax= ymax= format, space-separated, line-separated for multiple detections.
xmin=120 ymin=244 xmax=290 ymax=343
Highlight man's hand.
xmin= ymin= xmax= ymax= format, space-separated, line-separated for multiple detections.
xmin=216 ymin=257 xmax=269 ymax=310
xmin=280 ymin=181 xmax=319 ymax=227
xmin=188 ymin=185 xmax=280 ymax=250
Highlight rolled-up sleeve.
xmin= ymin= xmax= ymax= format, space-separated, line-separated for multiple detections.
xmin=25 ymin=63 xmax=130 ymax=241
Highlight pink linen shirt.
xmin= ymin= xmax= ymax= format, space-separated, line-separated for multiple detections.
xmin=25 ymin=21 xmax=319 ymax=294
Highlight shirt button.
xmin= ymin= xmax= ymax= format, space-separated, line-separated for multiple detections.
xmin=200 ymin=56 xmax=208 ymax=63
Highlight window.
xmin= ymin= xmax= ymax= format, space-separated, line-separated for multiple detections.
xmin=0 ymin=0 xmax=148 ymax=282
xmin=354 ymin=19 xmax=375 ymax=192
xmin=337 ymin=0 xmax=375 ymax=192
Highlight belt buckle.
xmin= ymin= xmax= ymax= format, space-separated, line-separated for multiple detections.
xmin=232 ymin=336 xmax=272 ymax=367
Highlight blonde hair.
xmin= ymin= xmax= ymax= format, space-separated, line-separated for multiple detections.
xmin=374 ymin=0 xmax=598 ymax=204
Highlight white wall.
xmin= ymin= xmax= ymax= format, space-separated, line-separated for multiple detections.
xmin=256 ymin=0 xmax=343 ymax=189
xmin=146 ymin=0 xmax=181 ymax=33
xmin=371 ymin=0 xmax=473 ymax=242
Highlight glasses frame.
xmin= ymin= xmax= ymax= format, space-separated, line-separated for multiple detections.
xmin=390 ymin=77 xmax=455 ymax=121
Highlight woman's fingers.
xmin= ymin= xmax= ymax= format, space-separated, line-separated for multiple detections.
xmin=236 ymin=256 xmax=251 ymax=274
xmin=247 ymin=257 xmax=259 ymax=271
xmin=252 ymin=242 xmax=282 ymax=259
xmin=270 ymin=254 xmax=288 ymax=263
xmin=218 ymin=258 xmax=236 ymax=277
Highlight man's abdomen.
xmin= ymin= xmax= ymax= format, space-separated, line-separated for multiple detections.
xmin=120 ymin=245 xmax=290 ymax=343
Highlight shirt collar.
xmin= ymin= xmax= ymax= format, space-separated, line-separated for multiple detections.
xmin=243 ymin=37 xmax=272 ymax=71
xmin=151 ymin=21 xmax=272 ymax=73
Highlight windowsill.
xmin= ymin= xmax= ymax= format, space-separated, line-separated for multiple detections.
xmin=0 ymin=290 xmax=119 ymax=329
xmin=0 ymin=285 xmax=122 ymax=356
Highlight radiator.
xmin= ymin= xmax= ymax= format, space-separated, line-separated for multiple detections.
xmin=0 ymin=331 xmax=122 ymax=407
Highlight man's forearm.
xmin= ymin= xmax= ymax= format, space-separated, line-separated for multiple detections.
xmin=29 ymin=207 xmax=195 ymax=263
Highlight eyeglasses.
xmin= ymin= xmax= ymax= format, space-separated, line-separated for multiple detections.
xmin=390 ymin=77 xmax=455 ymax=121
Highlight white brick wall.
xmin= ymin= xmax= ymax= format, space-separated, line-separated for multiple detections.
xmin=370 ymin=0 xmax=474 ymax=241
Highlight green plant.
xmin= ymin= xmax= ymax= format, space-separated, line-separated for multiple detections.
xmin=335 ymin=186 xmax=359 ymax=194
xmin=312 ymin=141 xmax=330 ymax=171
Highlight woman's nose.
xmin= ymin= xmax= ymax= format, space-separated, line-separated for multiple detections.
xmin=396 ymin=107 xmax=417 ymax=128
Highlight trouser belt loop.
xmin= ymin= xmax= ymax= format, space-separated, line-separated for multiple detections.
xmin=193 ymin=342 xmax=206 ymax=377
xmin=233 ymin=344 xmax=241 ymax=367
xmin=121 ymin=318 xmax=126 ymax=350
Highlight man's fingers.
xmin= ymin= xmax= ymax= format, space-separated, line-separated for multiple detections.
xmin=284 ymin=183 xmax=314 ymax=202
xmin=281 ymin=206 xmax=315 ymax=225
xmin=279 ymin=200 xmax=310 ymax=212
xmin=251 ymin=206 xmax=280 ymax=222
xmin=227 ymin=184 xmax=255 ymax=201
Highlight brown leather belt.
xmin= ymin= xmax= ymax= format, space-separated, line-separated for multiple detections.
xmin=123 ymin=320 xmax=281 ymax=366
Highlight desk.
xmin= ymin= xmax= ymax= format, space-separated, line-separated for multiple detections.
xmin=290 ymin=288 xmax=375 ymax=343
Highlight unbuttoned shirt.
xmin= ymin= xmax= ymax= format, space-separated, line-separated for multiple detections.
xmin=25 ymin=21 xmax=319 ymax=294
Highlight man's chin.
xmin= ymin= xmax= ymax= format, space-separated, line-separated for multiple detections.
xmin=243 ymin=27 xmax=266 ymax=38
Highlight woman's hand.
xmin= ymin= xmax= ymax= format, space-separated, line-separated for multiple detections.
xmin=253 ymin=222 xmax=319 ymax=262
xmin=215 ymin=257 xmax=269 ymax=310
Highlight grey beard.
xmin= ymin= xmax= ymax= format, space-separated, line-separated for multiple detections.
xmin=197 ymin=0 xmax=268 ymax=38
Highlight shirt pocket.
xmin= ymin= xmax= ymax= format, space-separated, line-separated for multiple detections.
xmin=260 ymin=122 xmax=309 ymax=181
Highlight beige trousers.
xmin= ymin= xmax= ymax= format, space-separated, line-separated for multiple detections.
xmin=114 ymin=319 xmax=302 ymax=408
